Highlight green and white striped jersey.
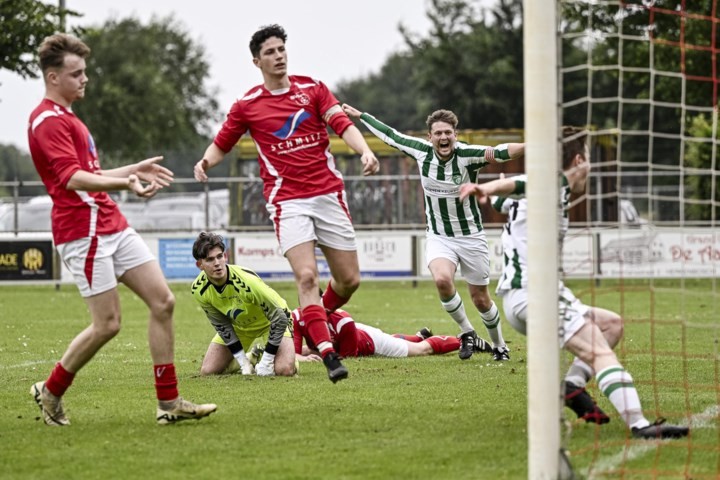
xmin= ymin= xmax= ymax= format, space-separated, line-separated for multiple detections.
xmin=360 ymin=112 xmax=512 ymax=237
xmin=492 ymin=174 xmax=570 ymax=292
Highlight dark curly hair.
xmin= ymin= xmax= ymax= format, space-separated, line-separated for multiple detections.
xmin=249 ymin=24 xmax=287 ymax=58
xmin=192 ymin=232 xmax=226 ymax=260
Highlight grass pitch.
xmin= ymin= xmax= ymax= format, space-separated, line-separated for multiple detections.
xmin=0 ymin=280 xmax=717 ymax=479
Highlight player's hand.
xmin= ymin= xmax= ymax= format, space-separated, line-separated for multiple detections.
xmin=341 ymin=103 xmax=361 ymax=119
xmin=194 ymin=158 xmax=210 ymax=183
xmin=238 ymin=357 xmax=255 ymax=375
xmin=361 ymin=151 xmax=380 ymax=176
xmin=255 ymin=356 xmax=275 ymax=377
xmin=459 ymin=183 xmax=488 ymax=203
xmin=128 ymin=174 xmax=161 ymax=199
xmin=135 ymin=156 xmax=173 ymax=188
xmin=297 ymin=354 xmax=322 ymax=362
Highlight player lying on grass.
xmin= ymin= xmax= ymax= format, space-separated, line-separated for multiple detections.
xmin=191 ymin=232 xmax=296 ymax=376
xmin=292 ymin=307 xmax=494 ymax=359
xmin=342 ymin=103 xmax=522 ymax=362
xmin=459 ymin=127 xmax=689 ymax=440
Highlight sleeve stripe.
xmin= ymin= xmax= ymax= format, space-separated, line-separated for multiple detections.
xmin=31 ymin=110 xmax=59 ymax=134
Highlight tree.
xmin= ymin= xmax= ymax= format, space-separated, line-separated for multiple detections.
xmin=74 ymin=16 xmax=220 ymax=168
xmin=0 ymin=143 xmax=40 ymax=196
xmin=336 ymin=0 xmax=524 ymax=130
xmin=0 ymin=0 xmax=81 ymax=79
xmin=336 ymin=51 xmax=425 ymax=131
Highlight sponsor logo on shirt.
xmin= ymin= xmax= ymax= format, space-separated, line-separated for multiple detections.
xmin=273 ymin=109 xmax=311 ymax=140
xmin=270 ymin=109 xmax=324 ymax=154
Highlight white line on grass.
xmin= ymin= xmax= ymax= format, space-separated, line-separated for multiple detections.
xmin=587 ymin=404 xmax=719 ymax=479
xmin=0 ymin=360 xmax=49 ymax=369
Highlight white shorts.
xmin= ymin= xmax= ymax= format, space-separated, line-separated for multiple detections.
xmin=267 ymin=192 xmax=357 ymax=255
xmin=425 ymin=233 xmax=490 ymax=285
xmin=356 ymin=323 xmax=409 ymax=358
xmin=56 ymin=228 xmax=155 ymax=297
xmin=500 ymin=283 xmax=589 ymax=346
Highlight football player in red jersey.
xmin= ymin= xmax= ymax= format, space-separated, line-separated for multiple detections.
xmin=291 ymin=308 xmax=494 ymax=360
xmin=27 ymin=33 xmax=216 ymax=426
xmin=195 ymin=24 xmax=379 ymax=383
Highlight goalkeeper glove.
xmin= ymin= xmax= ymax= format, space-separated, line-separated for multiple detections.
xmin=232 ymin=350 xmax=255 ymax=375
xmin=255 ymin=352 xmax=276 ymax=377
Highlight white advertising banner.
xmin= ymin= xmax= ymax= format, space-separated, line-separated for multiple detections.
xmin=231 ymin=232 xmax=414 ymax=280
xmin=417 ymin=230 xmax=594 ymax=279
xmin=416 ymin=232 xmax=506 ymax=279
xmin=598 ymin=228 xmax=719 ymax=278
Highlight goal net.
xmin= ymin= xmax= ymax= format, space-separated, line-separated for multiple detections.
xmin=554 ymin=0 xmax=720 ymax=477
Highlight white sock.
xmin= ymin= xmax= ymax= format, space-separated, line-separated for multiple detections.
xmin=441 ymin=292 xmax=474 ymax=333
xmin=565 ymin=357 xmax=594 ymax=388
xmin=480 ymin=302 xmax=505 ymax=347
xmin=596 ymin=365 xmax=649 ymax=429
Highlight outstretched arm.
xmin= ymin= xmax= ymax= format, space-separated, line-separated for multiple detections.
xmin=66 ymin=169 xmax=161 ymax=199
xmin=459 ymin=177 xmax=518 ymax=203
xmin=341 ymin=124 xmax=380 ymax=176
xmin=194 ymin=142 xmax=227 ymax=182
xmin=101 ymin=156 xmax=173 ymax=188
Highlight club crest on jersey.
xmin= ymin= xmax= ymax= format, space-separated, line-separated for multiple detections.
xmin=272 ymin=109 xmax=311 ymax=140
xmin=290 ymin=92 xmax=310 ymax=106
xmin=452 ymin=174 xmax=462 ymax=185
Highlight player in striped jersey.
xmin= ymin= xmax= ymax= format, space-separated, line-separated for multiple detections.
xmin=459 ymin=127 xmax=688 ymax=439
xmin=342 ymin=104 xmax=524 ymax=362
xmin=191 ymin=232 xmax=296 ymax=377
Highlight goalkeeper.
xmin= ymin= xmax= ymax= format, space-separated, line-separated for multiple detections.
xmin=191 ymin=232 xmax=296 ymax=377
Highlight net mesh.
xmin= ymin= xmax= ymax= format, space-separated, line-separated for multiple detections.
xmin=558 ymin=1 xmax=720 ymax=477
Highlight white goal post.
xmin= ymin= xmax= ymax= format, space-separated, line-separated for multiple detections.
xmin=523 ymin=0 xmax=562 ymax=478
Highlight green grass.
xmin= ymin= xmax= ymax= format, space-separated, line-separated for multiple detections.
xmin=0 ymin=280 xmax=717 ymax=479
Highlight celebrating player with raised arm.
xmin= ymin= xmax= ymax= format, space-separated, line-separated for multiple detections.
xmin=342 ymin=103 xmax=523 ymax=362
xmin=27 ymin=33 xmax=216 ymax=426
xmin=195 ymin=24 xmax=380 ymax=383
xmin=459 ymin=127 xmax=688 ymax=439
xmin=191 ymin=232 xmax=296 ymax=377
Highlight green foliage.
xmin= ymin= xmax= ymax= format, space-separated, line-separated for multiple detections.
xmin=0 ymin=143 xmax=40 ymax=196
xmin=684 ymin=114 xmax=719 ymax=222
xmin=0 ymin=279 xmax=715 ymax=478
xmin=337 ymin=0 xmax=524 ymax=130
xmin=337 ymin=52 xmax=425 ymax=131
xmin=0 ymin=0 xmax=81 ymax=79
xmin=74 ymin=16 xmax=219 ymax=168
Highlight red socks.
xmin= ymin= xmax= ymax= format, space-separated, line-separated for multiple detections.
xmin=321 ymin=283 xmax=350 ymax=312
xmin=303 ymin=304 xmax=335 ymax=357
xmin=426 ymin=336 xmax=461 ymax=354
xmin=45 ymin=362 xmax=75 ymax=397
xmin=154 ymin=363 xmax=179 ymax=401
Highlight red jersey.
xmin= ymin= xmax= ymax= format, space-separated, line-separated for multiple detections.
xmin=213 ymin=75 xmax=354 ymax=204
xmin=28 ymin=99 xmax=128 ymax=245
xmin=292 ymin=308 xmax=374 ymax=357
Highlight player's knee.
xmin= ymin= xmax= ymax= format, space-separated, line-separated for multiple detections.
xmin=434 ymin=277 xmax=454 ymax=296
xmin=94 ymin=315 xmax=121 ymax=341
xmin=152 ymin=290 xmax=176 ymax=318
xmin=275 ymin=361 xmax=297 ymax=377
xmin=296 ymin=268 xmax=319 ymax=293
